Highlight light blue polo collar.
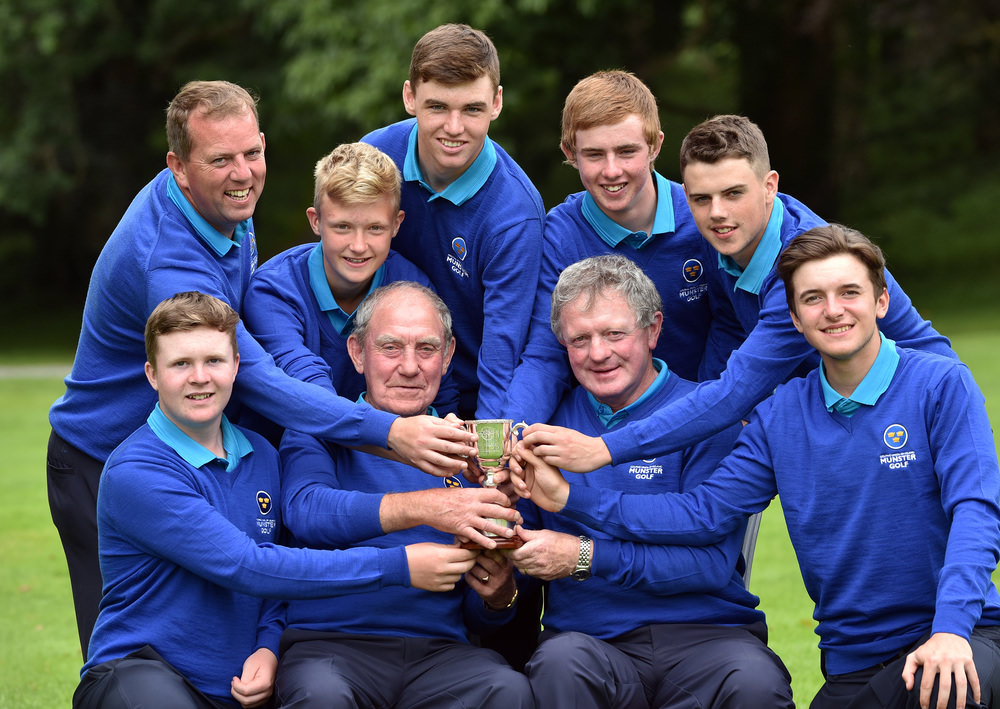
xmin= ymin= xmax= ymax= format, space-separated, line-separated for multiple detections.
xmin=166 ymin=173 xmax=249 ymax=256
xmin=718 ymin=197 xmax=784 ymax=295
xmin=581 ymin=171 xmax=676 ymax=250
xmin=147 ymin=403 xmax=253 ymax=472
xmin=307 ymin=244 xmax=385 ymax=335
xmin=820 ymin=333 xmax=899 ymax=417
xmin=587 ymin=358 xmax=670 ymax=428
xmin=402 ymin=121 xmax=497 ymax=206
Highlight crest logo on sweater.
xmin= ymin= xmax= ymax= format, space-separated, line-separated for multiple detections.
xmin=444 ymin=475 xmax=466 ymax=488
xmin=682 ymin=259 xmax=703 ymax=283
xmin=883 ymin=424 xmax=907 ymax=449
xmin=256 ymin=490 xmax=273 ymax=515
xmin=447 ymin=237 xmax=470 ymax=279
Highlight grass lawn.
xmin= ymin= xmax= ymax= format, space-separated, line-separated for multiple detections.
xmin=1 ymin=306 xmax=997 ymax=707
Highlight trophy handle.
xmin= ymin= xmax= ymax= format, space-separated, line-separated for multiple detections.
xmin=511 ymin=421 xmax=528 ymax=439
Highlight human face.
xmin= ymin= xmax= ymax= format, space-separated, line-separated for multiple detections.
xmin=683 ymin=157 xmax=778 ymax=269
xmin=789 ymin=253 xmax=889 ymax=370
xmin=144 ymin=326 xmax=239 ymax=448
xmin=559 ymin=290 xmax=662 ymax=412
xmin=402 ymin=76 xmax=502 ymax=192
xmin=166 ymin=108 xmax=266 ymax=238
xmin=308 ymin=193 xmax=404 ymax=313
xmin=564 ymin=115 xmax=664 ymax=233
xmin=347 ymin=292 xmax=456 ymax=416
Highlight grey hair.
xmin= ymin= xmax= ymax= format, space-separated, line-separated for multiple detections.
xmin=551 ymin=254 xmax=662 ymax=338
xmin=351 ymin=281 xmax=453 ymax=345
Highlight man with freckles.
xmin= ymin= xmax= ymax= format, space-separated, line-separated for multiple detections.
xmin=276 ymin=281 xmax=532 ymax=708
xmin=509 ymin=255 xmax=792 ymax=709
xmin=518 ymin=227 xmax=1000 ymax=709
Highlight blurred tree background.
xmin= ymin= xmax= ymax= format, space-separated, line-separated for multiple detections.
xmin=1 ymin=0 xmax=998 ymax=343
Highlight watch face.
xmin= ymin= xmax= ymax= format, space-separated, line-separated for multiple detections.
xmin=571 ymin=569 xmax=591 ymax=581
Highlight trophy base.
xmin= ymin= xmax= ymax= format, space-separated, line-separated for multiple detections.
xmin=460 ymin=535 xmax=523 ymax=550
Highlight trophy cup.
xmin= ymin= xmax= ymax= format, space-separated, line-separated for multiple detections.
xmin=460 ymin=418 xmax=527 ymax=549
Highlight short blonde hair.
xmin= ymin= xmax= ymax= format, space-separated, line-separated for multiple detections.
xmin=313 ymin=142 xmax=401 ymax=214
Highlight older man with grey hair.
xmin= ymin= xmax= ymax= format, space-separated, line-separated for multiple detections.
xmin=511 ymin=255 xmax=793 ymax=708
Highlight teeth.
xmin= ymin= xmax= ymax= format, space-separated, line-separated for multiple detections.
xmin=714 ymin=227 xmax=735 ymax=234
xmin=604 ymin=185 xmax=625 ymax=193
xmin=188 ymin=393 xmax=211 ymax=400
xmin=226 ymin=188 xmax=250 ymax=198
xmin=441 ymin=140 xmax=462 ymax=148
xmin=345 ymin=257 xmax=368 ymax=263
xmin=825 ymin=325 xmax=851 ymax=334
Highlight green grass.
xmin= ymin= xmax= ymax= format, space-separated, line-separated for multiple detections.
xmin=2 ymin=313 xmax=998 ymax=708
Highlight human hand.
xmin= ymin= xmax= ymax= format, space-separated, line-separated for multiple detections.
xmin=230 ymin=647 xmax=277 ymax=708
xmin=520 ymin=423 xmax=611 ymax=473
xmin=901 ymin=632 xmax=979 ymax=709
xmin=512 ymin=443 xmax=570 ymax=512
xmin=465 ymin=549 xmax=517 ymax=609
xmin=509 ymin=526 xmax=581 ymax=581
xmin=382 ymin=487 xmax=521 ymax=548
xmin=387 ymin=415 xmax=476 ymax=477
xmin=405 ymin=543 xmax=478 ymax=591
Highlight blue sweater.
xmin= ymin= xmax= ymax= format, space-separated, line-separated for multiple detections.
xmin=49 ymin=169 xmax=396 ymax=462
xmin=502 ymin=175 xmax=732 ymax=423
xmin=524 ymin=368 xmax=762 ymax=638
xmin=562 ymin=345 xmax=1000 ymax=673
xmin=242 ymin=243 xmax=458 ymax=409
xmin=84 ymin=409 xmax=408 ymax=702
xmin=363 ymin=119 xmax=545 ymax=418
xmin=602 ymin=193 xmax=956 ymax=463
xmin=279 ymin=428 xmax=515 ymax=641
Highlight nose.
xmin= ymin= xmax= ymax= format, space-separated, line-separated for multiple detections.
xmin=708 ymin=196 xmax=726 ymax=220
xmin=443 ymin=110 xmax=462 ymax=135
xmin=188 ymin=362 xmax=209 ymax=383
xmin=348 ymin=229 xmax=367 ymax=253
xmin=587 ymin=334 xmax=612 ymax=362
xmin=230 ymin=154 xmax=252 ymax=181
xmin=602 ymin=154 xmax=623 ymax=179
xmin=825 ymin=297 xmax=845 ymax=317
xmin=397 ymin=347 xmax=420 ymax=376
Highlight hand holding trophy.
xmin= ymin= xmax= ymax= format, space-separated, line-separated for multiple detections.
xmin=461 ymin=419 xmax=526 ymax=549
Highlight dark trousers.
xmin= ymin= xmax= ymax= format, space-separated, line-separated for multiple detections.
xmin=73 ymin=645 xmax=240 ymax=709
xmin=275 ymin=630 xmax=533 ymax=708
xmin=810 ymin=627 xmax=1000 ymax=709
xmin=526 ymin=622 xmax=794 ymax=709
xmin=46 ymin=429 xmax=104 ymax=658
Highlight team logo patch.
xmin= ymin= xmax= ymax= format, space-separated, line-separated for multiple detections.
xmin=883 ymin=424 xmax=908 ymax=450
xmin=451 ymin=237 xmax=468 ymax=261
xmin=682 ymin=259 xmax=703 ymax=283
xmin=444 ymin=476 xmax=465 ymax=488
xmin=256 ymin=490 xmax=273 ymax=515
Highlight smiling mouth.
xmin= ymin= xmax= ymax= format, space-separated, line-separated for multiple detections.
xmin=712 ymin=226 xmax=737 ymax=236
xmin=440 ymin=139 xmax=464 ymax=149
xmin=823 ymin=324 xmax=852 ymax=334
xmin=187 ymin=393 xmax=213 ymax=400
xmin=603 ymin=184 xmax=626 ymax=194
xmin=225 ymin=188 xmax=250 ymax=200
xmin=344 ymin=257 xmax=371 ymax=265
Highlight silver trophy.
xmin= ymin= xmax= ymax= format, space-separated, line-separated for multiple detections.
xmin=461 ymin=419 xmax=526 ymax=549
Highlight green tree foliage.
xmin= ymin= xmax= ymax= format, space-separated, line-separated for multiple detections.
xmin=0 ymin=0 xmax=996 ymax=306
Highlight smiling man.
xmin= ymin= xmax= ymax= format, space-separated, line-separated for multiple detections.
xmin=362 ymin=23 xmax=545 ymax=421
xmin=517 ymin=226 xmax=1000 ymax=709
xmin=504 ymin=70 xmax=728 ymax=427
xmin=47 ymin=81 xmax=476 ymax=657
xmin=520 ymin=114 xmax=957 ymax=476
xmin=243 ymin=142 xmax=459 ymax=419
xmin=509 ymin=255 xmax=793 ymax=709
xmin=275 ymin=282 xmax=531 ymax=709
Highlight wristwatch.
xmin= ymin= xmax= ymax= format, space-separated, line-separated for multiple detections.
xmin=571 ymin=535 xmax=593 ymax=581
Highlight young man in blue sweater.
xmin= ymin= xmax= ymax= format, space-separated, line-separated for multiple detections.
xmin=503 ymin=70 xmax=728 ymax=425
xmin=518 ymin=225 xmax=1000 ymax=709
xmin=276 ymin=282 xmax=532 ymax=708
xmin=74 ymin=292 xmax=478 ymax=709
xmin=362 ymin=23 xmax=545 ymax=420
xmin=519 ymin=115 xmax=955 ymax=477
xmin=242 ymin=142 xmax=459 ymax=432
xmin=47 ymin=81 xmax=477 ymax=656
xmin=509 ymin=255 xmax=792 ymax=709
